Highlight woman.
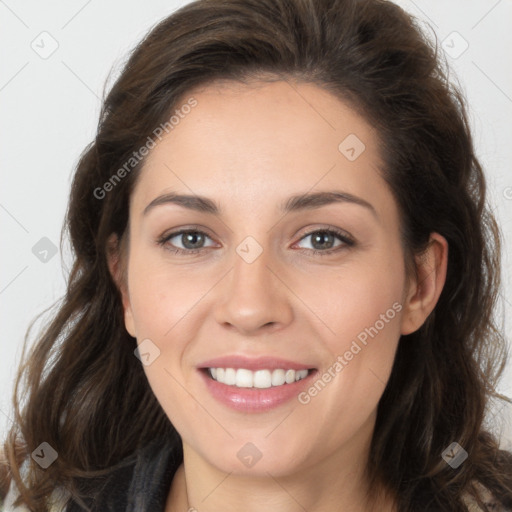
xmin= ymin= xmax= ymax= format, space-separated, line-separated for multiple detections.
xmin=1 ymin=0 xmax=511 ymax=510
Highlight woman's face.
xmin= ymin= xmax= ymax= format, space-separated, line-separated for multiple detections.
xmin=118 ymin=80 xmax=421 ymax=476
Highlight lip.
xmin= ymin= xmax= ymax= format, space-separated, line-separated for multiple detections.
xmin=197 ymin=355 xmax=318 ymax=413
xmin=198 ymin=355 xmax=314 ymax=371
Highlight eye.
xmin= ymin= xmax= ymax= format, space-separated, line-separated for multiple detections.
xmin=157 ymin=229 xmax=217 ymax=255
xmin=157 ymin=226 xmax=355 ymax=256
xmin=294 ymin=228 xmax=355 ymax=256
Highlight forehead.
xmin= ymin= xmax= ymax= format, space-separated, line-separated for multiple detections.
xmin=131 ymin=79 xmax=391 ymax=220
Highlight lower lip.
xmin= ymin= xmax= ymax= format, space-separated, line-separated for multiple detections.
xmin=199 ymin=369 xmax=317 ymax=412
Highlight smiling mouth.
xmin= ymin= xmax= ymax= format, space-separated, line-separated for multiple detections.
xmin=204 ymin=367 xmax=315 ymax=389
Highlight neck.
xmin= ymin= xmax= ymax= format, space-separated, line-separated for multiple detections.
xmin=166 ymin=427 xmax=397 ymax=512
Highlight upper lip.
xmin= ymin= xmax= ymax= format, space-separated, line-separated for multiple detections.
xmin=198 ymin=355 xmax=315 ymax=371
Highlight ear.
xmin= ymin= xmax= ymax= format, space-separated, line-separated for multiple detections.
xmin=106 ymin=233 xmax=136 ymax=338
xmin=400 ymin=232 xmax=448 ymax=335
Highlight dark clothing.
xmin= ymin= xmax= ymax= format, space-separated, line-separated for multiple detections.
xmin=66 ymin=435 xmax=182 ymax=512
xmin=62 ymin=435 xmax=508 ymax=512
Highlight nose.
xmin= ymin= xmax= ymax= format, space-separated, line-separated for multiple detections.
xmin=213 ymin=244 xmax=294 ymax=336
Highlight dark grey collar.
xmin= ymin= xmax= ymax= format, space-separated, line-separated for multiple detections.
xmin=66 ymin=433 xmax=183 ymax=511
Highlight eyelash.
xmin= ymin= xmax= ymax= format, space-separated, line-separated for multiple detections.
xmin=156 ymin=227 xmax=355 ymax=257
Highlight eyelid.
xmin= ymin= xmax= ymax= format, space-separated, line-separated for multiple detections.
xmin=291 ymin=226 xmax=355 ymax=256
xmin=156 ymin=225 xmax=356 ymax=255
xmin=156 ymin=227 xmax=217 ymax=252
xmin=293 ymin=225 xmax=354 ymax=245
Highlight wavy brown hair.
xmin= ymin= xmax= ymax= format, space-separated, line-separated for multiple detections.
xmin=2 ymin=0 xmax=512 ymax=510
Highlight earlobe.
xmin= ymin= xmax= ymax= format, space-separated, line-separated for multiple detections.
xmin=400 ymin=233 xmax=448 ymax=335
xmin=106 ymin=233 xmax=136 ymax=338
xmin=123 ymin=306 xmax=137 ymax=339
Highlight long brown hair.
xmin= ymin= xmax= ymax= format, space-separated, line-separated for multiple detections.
xmin=2 ymin=0 xmax=511 ymax=510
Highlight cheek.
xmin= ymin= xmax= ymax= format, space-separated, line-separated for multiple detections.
xmin=306 ymin=253 xmax=405 ymax=352
xmin=306 ymin=261 xmax=404 ymax=422
xmin=125 ymin=255 xmax=207 ymax=430
xmin=126 ymin=252 xmax=204 ymax=339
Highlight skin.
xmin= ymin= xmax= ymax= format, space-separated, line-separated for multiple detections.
xmin=108 ymin=79 xmax=448 ymax=512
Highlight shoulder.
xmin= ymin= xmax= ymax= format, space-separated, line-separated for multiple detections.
xmin=67 ymin=434 xmax=182 ymax=511
xmin=2 ymin=434 xmax=182 ymax=512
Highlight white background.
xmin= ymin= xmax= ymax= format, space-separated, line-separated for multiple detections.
xmin=1 ymin=0 xmax=511 ymax=447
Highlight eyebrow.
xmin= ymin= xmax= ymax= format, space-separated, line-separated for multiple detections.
xmin=143 ymin=190 xmax=378 ymax=220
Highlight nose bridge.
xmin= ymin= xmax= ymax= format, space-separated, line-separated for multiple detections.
xmin=233 ymin=238 xmax=273 ymax=296
xmin=213 ymin=235 xmax=293 ymax=333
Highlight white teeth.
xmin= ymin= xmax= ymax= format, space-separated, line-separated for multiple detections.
xmin=236 ymin=369 xmax=253 ymax=388
xmin=297 ymin=369 xmax=308 ymax=380
xmin=224 ymin=368 xmax=236 ymax=385
xmin=285 ymin=369 xmax=295 ymax=384
xmin=208 ymin=367 xmax=310 ymax=388
xmin=271 ymin=369 xmax=286 ymax=386
xmin=253 ymin=370 xmax=272 ymax=388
